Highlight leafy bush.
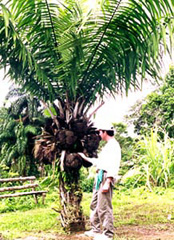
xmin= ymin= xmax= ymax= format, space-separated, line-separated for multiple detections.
xmin=122 ymin=128 xmax=174 ymax=189
xmin=0 ymin=164 xmax=19 ymax=180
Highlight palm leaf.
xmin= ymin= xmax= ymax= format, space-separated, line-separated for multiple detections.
xmin=0 ymin=0 xmax=174 ymax=106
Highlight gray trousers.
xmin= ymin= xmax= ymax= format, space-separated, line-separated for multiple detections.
xmin=90 ymin=176 xmax=114 ymax=238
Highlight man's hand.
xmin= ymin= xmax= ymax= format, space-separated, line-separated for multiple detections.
xmin=102 ymin=178 xmax=112 ymax=193
xmin=78 ymin=153 xmax=97 ymax=165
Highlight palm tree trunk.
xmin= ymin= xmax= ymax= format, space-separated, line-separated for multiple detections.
xmin=58 ymin=170 xmax=85 ymax=232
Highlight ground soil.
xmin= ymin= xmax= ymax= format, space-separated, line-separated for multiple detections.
xmin=12 ymin=223 xmax=174 ymax=240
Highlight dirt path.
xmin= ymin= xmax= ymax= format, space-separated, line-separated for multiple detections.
xmin=116 ymin=224 xmax=174 ymax=240
xmin=13 ymin=224 xmax=174 ymax=240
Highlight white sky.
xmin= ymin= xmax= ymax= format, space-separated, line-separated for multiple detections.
xmin=91 ymin=82 xmax=157 ymax=126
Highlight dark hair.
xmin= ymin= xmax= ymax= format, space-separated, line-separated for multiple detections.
xmin=106 ymin=130 xmax=114 ymax=136
xmin=101 ymin=130 xmax=114 ymax=137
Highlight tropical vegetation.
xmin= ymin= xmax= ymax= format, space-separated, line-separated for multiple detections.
xmin=0 ymin=88 xmax=45 ymax=177
xmin=0 ymin=0 xmax=174 ymax=232
xmin=121 ymin=128 xmax=174 ymax=190
xmin=133 ymin=66 xmax=174 ymax=138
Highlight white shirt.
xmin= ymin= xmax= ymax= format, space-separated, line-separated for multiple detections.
xmin=92 ymin=138 xmax=121 ymax=179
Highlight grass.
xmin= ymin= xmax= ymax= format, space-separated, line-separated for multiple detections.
xmin=0 ymin=186 xmax=174 ymax=239
xmin=112 ymin=187 xmax=174 ymax=226
xmin=0 ymin=208 xmax=59 ymax=239
xmin=0 ymin=190 xmax=61 ymax=239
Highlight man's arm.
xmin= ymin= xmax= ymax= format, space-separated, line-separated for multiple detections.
xmin=78 ymin=152 xmax=97 ymax=165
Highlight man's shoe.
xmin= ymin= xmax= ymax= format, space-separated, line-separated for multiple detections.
xmin=94 ymin=233 xmax=113 ymax=240
xmin=84 ymin=230 xmax=101 ymax=237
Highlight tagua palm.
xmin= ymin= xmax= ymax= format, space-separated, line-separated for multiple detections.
xmin=0 ymin=0 xmax=174 ymax=231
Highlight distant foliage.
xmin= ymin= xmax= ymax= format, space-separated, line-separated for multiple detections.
xmin=0 ymin=114 xmax=39 ymax=176
xmin=0 ymin=91 xmax=44 ymax=176
xmin=134 ymin=67 xmax=174 ymax=138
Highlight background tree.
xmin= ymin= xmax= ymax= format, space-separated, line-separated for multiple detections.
xmin=0 ymin=0 xmax=174 ymax=231
xmin=133 ymin=66 xmax=174 ymax=138
xmin=0 ymin=88 xmax=44 ymax=176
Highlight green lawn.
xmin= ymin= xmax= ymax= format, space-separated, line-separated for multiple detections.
xmin=0 ymin=187 xmax=174 ymax=239
xmin=112 ymin=187 xmax=174 ymax=226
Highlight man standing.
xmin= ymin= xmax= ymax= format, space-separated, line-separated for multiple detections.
xmin=79 ymin=125 xmax=121 ymax=240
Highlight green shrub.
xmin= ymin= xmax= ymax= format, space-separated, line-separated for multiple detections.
xmin=122 ymin=128 xmax=174 ymax=189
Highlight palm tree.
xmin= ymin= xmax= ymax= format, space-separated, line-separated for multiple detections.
xmin=0 ymin=0 xmax=173 ymax=232
xmin=0 ymin=89 xmax=44 ymax=176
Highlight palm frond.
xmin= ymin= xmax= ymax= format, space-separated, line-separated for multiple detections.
xmin=0 ymin=0 xmax=174 ymax=106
